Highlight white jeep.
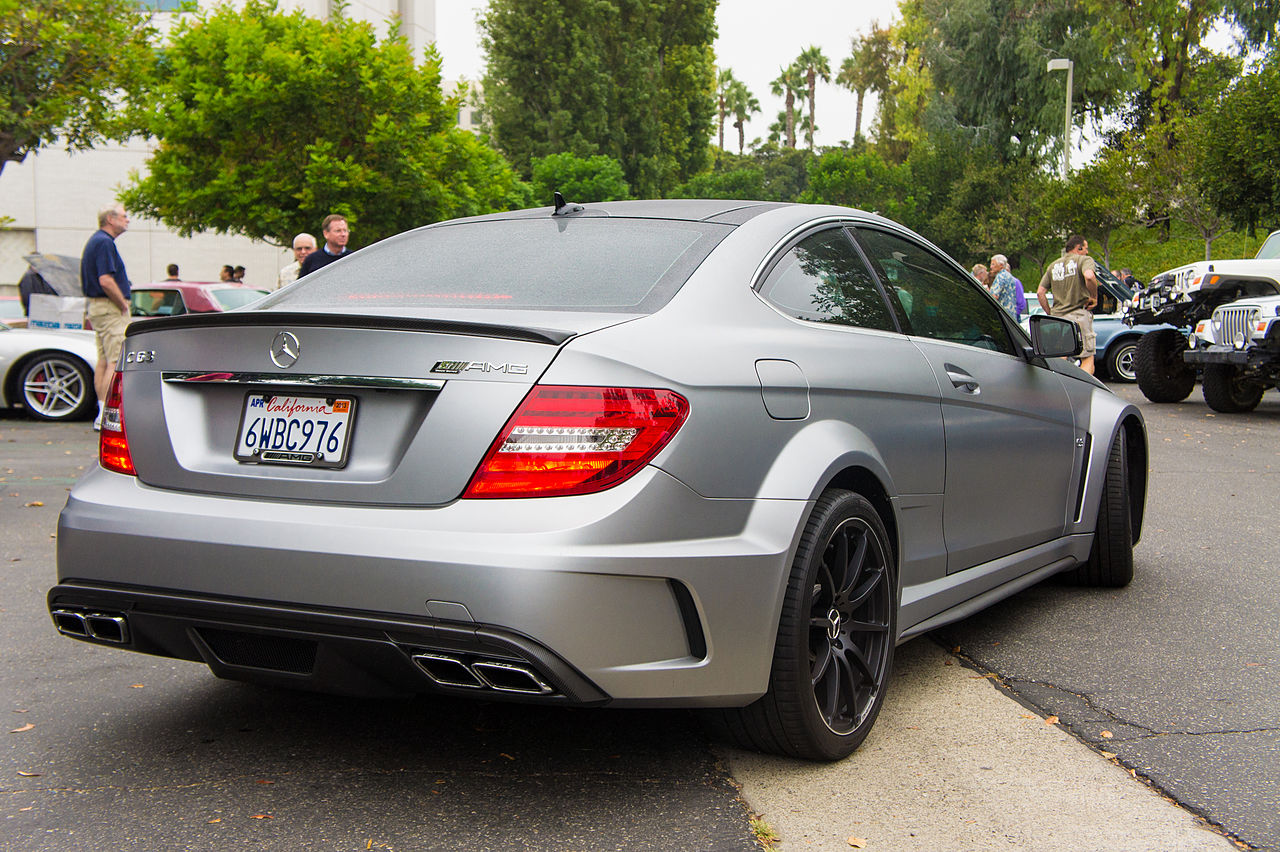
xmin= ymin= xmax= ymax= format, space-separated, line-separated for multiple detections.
xmin=1184 ymin=292 xmax=1280 ymax=412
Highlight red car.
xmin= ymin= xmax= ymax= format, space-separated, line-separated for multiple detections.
xmin=130 ymin=282 xmax=269 ymax=317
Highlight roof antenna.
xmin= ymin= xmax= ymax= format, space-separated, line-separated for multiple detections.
xmin=552 ymin=190 xmax=584 ymax=217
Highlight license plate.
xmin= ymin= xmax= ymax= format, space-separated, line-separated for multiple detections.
xmin=234 ymin=393 xmax=356 ymax=468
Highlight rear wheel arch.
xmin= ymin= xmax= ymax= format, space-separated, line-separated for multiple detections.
xmin=1119 ymin=415 xmax=1147 ymax=544
xmin=824 ymin=465 xmax=898 ymax=567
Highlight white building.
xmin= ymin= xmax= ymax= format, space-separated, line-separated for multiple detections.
xmin=0 ymin=0 xmax=437 ymax=292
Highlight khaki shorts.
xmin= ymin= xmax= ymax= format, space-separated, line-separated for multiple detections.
xmin=87 ymin=298 xmax=132 ymax=368
xmin=1057 ymin=307 xmax=1096 ymax=358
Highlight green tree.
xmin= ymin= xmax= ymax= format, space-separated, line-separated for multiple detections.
xmin=481 ymin=0 xmax=717 ymax=197
xmin=725 ymin=79 xmax=760 ymax=156
xmin=836 ymin=23 xmax=894 ymax=142
xmin=1049 ymin=148 xmax=1136 ymax=269
xmin=1087 ymin=0 xmax=1277 ymax=129
xmin=800 ymin=148 xmax=919 ymax=224
xmin=1199 ymin=53 xmax=1280 ymax=236
xmin=795 ymin=46 xmax=831 ymax=150
xmin=715 ymin=68 xmax=737 ymax=152
xmin=891 ymin=0 xmax=1129 ymax=166
xmin=530 ymin=152 xmax=631 ymax=202
xmin=0 ymin=0 xmax=155 ymax=176
xmin=121 ymin=1 xmax=517 ymax=246
xmin=770 ymin=64 xmax=806 ymax=149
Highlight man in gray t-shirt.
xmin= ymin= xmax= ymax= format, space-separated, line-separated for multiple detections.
xmin=1037 ymin=234 xmax=1099 ymax=375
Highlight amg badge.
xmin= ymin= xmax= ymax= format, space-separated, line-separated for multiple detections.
xmin=432 ymin=360 xmax=529 ymax=375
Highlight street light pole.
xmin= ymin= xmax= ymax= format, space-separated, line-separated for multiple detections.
xmin=1046 ymin=58 xmax=1073 ymax=178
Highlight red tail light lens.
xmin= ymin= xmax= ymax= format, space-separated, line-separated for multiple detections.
xmin=99 ymin=372 xmax=135 ymax=476
xmin=463 ymin=385 xmax=690 ymax=498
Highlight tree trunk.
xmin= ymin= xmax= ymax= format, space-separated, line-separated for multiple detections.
xmin=854 ymin=90 xmax=865 ymax=139
xmin=807 ymin=71 xmax=817 ymax=150
xmin=735 ymin=119 xmax=745 ymax=155
xmin=785 ymin=91 xmax=796 ymax=148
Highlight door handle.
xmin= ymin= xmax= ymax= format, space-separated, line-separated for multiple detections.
xmin=944 ymin=364 xmax=980 ymax=395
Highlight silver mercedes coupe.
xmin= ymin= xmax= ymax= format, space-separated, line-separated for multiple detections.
xmin=51 ymin=200 xmax=1147 ymax=760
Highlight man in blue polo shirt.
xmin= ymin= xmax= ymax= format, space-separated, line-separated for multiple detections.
xmin=298 ymin=214 xmax=352 ymax=277
xmin=81 ymin=204 xmax=132 ymax=429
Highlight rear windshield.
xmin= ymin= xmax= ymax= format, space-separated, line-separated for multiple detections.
xmin=266 ymin=217 xmax=731 ymax=314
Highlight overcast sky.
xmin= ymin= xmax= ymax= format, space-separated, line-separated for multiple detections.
xmin=434 ymin=0 xmax=902 ymax=149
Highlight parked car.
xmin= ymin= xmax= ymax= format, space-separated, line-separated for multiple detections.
xmin=1184 ymin=289 xmax=1280 ymax=412
xmin=0 ymin=324 xmax=98 ymax=421
xmin=130 ymin=281 xmax=269 ymax=317
xmin=51 ymin=200 xmax=1147 ymax=761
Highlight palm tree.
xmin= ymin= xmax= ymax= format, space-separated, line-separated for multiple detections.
xmin=770 ymin=64 xmax=806 ymax=149
xmin=726 ymin=79 xmax=760 ymax=155
xmin=837 ymin=25 xmax=895 ymax=142
xmin=715 ymin=68 xmax=738 ymax=152
xmin=795 ymin=46 xmax=831 ymax=149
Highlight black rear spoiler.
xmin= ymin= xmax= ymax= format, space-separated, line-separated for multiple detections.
xmin=125 ymin=311 xmax=574 ymax=346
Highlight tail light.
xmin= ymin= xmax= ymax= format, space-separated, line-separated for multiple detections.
xmin=99 ymin=372 xmax=135 ymax=476
xmin=463 ymin=385 xmax=689 ymax=498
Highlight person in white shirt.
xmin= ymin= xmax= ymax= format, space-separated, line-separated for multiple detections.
xmin=276 ymin=233 xmax=317 ymax=290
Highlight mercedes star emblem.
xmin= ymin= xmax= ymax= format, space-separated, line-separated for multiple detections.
xmin=270 ymin=331 xmax=300 ymax=368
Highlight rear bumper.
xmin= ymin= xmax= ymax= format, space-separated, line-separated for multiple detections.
xmin=55 ymin=465 xmax=809 ymax=707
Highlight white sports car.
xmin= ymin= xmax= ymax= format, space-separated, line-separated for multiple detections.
xmin=0 ymin=324 xmax=98 ymax=421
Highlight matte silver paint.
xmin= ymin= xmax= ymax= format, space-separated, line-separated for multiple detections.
xmin=54 ymin=201 xmax=1147 ymax=707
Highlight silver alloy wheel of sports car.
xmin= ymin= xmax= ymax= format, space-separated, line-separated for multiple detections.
xmin=20 ymin=354 xmax=94 ymax=421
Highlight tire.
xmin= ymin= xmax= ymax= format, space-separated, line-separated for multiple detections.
xmin=708 ymin=490 xmax=896 ymax=760
xmin=1202 ymin=364 xmax=1265 ymax=413
xmin=18 ymin=353 xmax=95 ymax=422
xmin=1104 ymin=338 xmax=1139 ymax=383
xmin=1069 ymin=433 xmax=1133 ymax=587
xmin=1134 ymin=329 xmax=1195 ymax=403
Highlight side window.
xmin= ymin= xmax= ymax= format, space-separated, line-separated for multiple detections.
xmin=758 ymin=228 xmax=896 ymax=332
xmin=852 ymin=228 xmax=1015 ymax=355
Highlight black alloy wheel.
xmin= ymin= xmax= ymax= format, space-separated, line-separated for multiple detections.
xmin=1134 ymin=329 xmax=1196 ymax=402
xmin=709 ymin=490 xmax=897 ymax=760
xmin=1202 ymin=364 xmax=1266 ymax=413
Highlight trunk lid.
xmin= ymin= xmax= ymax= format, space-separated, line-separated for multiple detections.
xmin=118 ymin=312 xmax=628 ymax=506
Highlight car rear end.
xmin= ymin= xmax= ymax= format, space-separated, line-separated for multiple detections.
xmin=51 ymin=206 xmax=804 ymax=707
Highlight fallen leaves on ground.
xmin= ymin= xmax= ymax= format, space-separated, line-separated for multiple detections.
xmin=17 ymin=770 xmax=41 ymax=777
xmin=249 ymin=814 xmax=272 ymax=820
xmin=1044 ymin=715 xmax=1059 ymax=726
xmin=9 ymin=723 xmax=34 ymax=733
xmin=1101 ymin=730 xmax=1114 ymax=738
xmin=24 ymin=501 xmax=43 ymax=508
xmin=848 ymin=836 xmax=867 ymax=848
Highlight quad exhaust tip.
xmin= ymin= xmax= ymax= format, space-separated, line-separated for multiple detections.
xmin=51 ymin=609 xmax=129 ymax=645
xmin=411 ymin=652 xmax=555 ymax=696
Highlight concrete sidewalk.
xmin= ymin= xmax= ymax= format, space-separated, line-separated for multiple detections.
xmin=723 ymin=640 xmax=1236 ymax=851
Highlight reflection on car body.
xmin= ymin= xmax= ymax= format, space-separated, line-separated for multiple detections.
xmin=51 ymin=201 xmax=1147 ymax=760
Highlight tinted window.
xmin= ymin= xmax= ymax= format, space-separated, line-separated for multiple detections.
xmin=853 ymin=228 xmax=1015 ymax=355
xmin=758 ymin=228 xmax=896 ymax=332
xmin=268 ymin=218 xmax=730 ymax=314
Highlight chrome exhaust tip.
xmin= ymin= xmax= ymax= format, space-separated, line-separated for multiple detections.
xmin=51 ymin=609 xmax=89 ymax=637
xmin=471 ymin=660 xmax=555 ymax=695
xmin=412 ymin=653 xmax=485 ymax=689
xmin=84 ymin=613 xmax=129 ymax=644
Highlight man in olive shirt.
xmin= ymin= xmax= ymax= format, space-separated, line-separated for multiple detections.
xmin=1037 ymin=234 xmax=1099 ymax=375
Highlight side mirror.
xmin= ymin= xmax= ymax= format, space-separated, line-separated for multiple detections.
xmin=1029 ymin=314 xmax=1082 ymax=358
